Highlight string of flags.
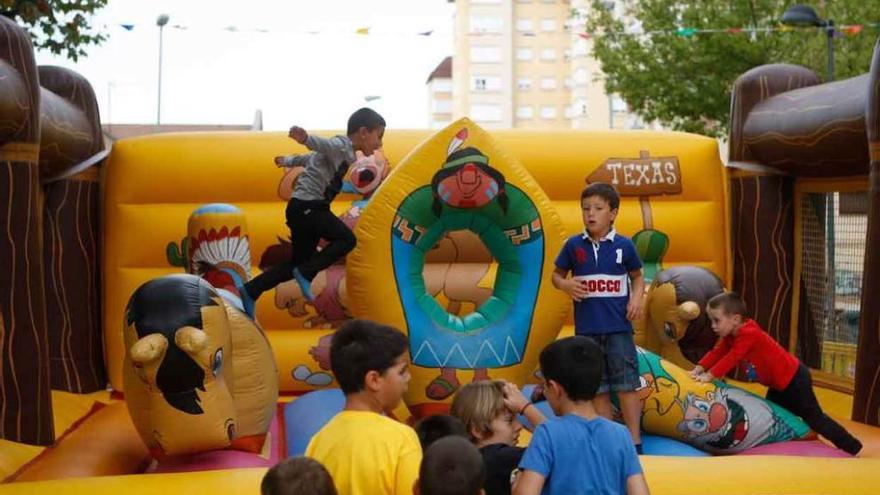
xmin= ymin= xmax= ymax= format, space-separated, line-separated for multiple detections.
xmin=575 ymin=23 xmax=880 ymax=39
xmin=108 ymin=20 xmax=879 ymax=39
xmin=113 ymin=22 xmax=437 ymax=37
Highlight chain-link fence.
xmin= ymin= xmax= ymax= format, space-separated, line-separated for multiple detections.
xmin=799 ymin=191 xmax=866 ymax=380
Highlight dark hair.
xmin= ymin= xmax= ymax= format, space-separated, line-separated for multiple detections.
xmin=414 ymin=414 xmax=468 ymax=451
xmin=419 ymin=436 xmax=485 ymax=495
xmin=330 ymin=319 xmax=408 ymax=395
xmin=707 ymin=292 xmax=748 ymax=318
xmin=539 ymin=336 xmax=603 ymax=401
xmin=581 ymin=182 xmax=620 ymax=210
xmin=261 ymin=456 xmax=337 ymax=495
xmin=347 ymin=107 xmax=386 ymax=136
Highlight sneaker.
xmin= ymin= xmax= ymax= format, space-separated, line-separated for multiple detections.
xmin=293 ymin=267 xmax=315 ymax=302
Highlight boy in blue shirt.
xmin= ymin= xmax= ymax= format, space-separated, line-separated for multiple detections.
xmin=514 ymin=337 xmax=649 ymax=495
xmin=551 ymin=183 xmax=645 ymax=454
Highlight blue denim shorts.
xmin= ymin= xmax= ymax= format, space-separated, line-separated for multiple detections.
xmin=584 ymin=332 xmax=640 ymax=394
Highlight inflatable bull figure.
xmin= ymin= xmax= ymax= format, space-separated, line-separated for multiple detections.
xmin=123 ymin=274 xmax=278 ymax=457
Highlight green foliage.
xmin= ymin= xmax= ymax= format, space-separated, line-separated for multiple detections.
xmin=585 ymin=1 xmax=880 ymax=137
xmin=0 ymin=0 xmax=108 ymax=61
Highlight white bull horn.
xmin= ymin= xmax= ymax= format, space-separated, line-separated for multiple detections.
xmin=677 ymin=301 xmax=701 ymax=321
xmin=175 ymin=326 xmax=208 ymax=354
xmin=130 ymin=333 xmax=169 ymax=364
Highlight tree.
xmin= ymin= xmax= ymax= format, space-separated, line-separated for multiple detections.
xmin=584 ymin=1 xmax=880 ymax=137
xmin=0 ymin=0 xmax=108 ymax=61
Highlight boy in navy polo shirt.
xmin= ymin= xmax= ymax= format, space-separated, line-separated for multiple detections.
xmin=551 ymin=183 xmax=645 ymax=454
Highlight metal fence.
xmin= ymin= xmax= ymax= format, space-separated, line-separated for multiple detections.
xmin=799 ymin=192 xmax=867 ymax=379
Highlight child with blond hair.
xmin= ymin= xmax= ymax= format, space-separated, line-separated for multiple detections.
xmin=451 ymin=380 xmax=546 ymax=495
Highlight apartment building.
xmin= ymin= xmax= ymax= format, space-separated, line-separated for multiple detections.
xmin=427 ymin=57 xmax=454 ymax=129
xmin=436 ymin=0 xmax=647 ymax=130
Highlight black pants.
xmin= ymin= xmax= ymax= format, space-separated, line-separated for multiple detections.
xmin=765 ymin=364 xmax=862 ymax=455
xmin=244 ymin=198 xmax=356 ymax=300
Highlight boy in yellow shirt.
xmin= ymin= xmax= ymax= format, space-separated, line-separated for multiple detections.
xmin=306 ymin=319 xmax=421 ymax=495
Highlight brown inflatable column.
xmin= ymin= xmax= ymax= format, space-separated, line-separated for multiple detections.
xmin=0 ymin=16 xmax=54 ymax=445
xmin=39 ymin=66 xmax=107 ymax=393
xmin=854 ymin=38 xmax=880 ymax=425
xmin=728 ymin=65 xmax=820 ymax=352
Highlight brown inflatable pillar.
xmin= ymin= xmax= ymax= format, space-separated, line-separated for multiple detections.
xmin=854 ymin=37 xmax=880 ymax=426
xmin=0 ymin=16 xmax=54 ymax=445
xmin=728 ymin=65 xmax=820 ymax=353
xmin=39 ymin=65 xmax=107 ymax=393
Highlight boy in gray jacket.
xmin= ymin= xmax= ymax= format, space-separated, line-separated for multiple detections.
xmin=241 ymin=108 xmax=385 ymax=317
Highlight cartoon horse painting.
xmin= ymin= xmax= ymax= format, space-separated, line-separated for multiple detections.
xmin=123 ymin=274 xmax=278 ymax=457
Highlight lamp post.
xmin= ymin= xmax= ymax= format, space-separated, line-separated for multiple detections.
xmin=156 ymin=13 xmax=170 ymax=126
xmin=782 ymin=4 xmax=837 ymax=343
xmin=781 ymin=4 xmax=835 ymax=81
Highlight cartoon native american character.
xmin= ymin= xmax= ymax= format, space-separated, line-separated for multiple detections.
xmin=675 ymin=386 xmax=795 ymax=454
xmin=387 ymin=128 xmax=544 ymax=402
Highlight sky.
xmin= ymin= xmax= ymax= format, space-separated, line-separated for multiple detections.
xmin=33 ymin=0 xmax=456 ymax=130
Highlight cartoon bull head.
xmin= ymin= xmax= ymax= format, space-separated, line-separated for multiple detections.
xmin=123 ymin=274 xmax=237 ymax=457
xmin=645 ymin=266 xmax=725 ymax=365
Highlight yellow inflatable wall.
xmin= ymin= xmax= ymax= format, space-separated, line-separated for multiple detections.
xmin=103 ymin=128 xmax=729 ymax=393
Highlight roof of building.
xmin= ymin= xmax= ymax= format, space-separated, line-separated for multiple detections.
xmin=426 ymin=56 xmax=452 ymax=83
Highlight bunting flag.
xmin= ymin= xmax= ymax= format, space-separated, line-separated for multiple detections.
xmin=105 ymin=20 xmax=880 ymax=39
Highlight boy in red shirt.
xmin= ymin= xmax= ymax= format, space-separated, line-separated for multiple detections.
xmin=690 ymin=292 xmax=862 ymax=456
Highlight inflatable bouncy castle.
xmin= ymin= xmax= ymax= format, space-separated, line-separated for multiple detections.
xmin=4 ymin=14 xmax=880 ymax=494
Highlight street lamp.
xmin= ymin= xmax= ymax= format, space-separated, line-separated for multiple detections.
xmin=782 ymin=5 xmax=837 ymax=335
xmin=156 ymin=13 xmax=170 ymax=126
xmin=781 ymin=4 xmax=835 ymax=81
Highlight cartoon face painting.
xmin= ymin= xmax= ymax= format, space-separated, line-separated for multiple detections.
xmin=676 ymin=387 xmax=779 ymax=453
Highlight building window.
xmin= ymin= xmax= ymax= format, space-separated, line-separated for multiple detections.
xmin=574 ymin=68 xmax=589 ymax=84
xmin=516 ymin=106 xmax=534 ymax=119
xmin=611 ymin=95 xmax=627 ymax=112
xmin=564 ymin=105 xmax=574 ymax=119
xmin=540 ymin=77 xmax=557 ymax=90
xmin=471 ymin=75 xmax=501 ymax=92
xmin=470 ymin=46 xmax=502 ymax=63
xmin=516 ymin=47 xmax=533 ymax=61
xmin=540 ymin=19 xmax=557 ymax=32
xmin=517 ymin=77 xmax=532 ymax=90
xmin=470 ymin=16 xmax=503 ymax=34
xmin=575 ymin=98 xmax=588 ymax=116
xmin=573 ymin=39 xmax=588 ymax=57
xmin=432 ymin=100 xmax=453 ymax=113
xmin=431 ymin=79 xmax=453 ymax=92
xmin=540 ymin=105 xmax=557 ymax=119
xmin=471 ymin=104 xmax=503 ymax=122
xmin=516 ymin=18 xmax=533 ymax=32
xmin=564 ymin=77 xmax=573 ymax=89
xmin=540 ymin=48 xmax=556 ymax=61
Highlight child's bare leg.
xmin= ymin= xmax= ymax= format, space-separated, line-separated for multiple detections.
xmin=592 ymin=393 xmax=614 ymax=419
xmin=617 ymin=390 xmax=642 ymax=445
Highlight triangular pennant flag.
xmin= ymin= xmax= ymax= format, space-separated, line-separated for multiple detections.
xmin=356 ymin=27 xmax=370 ymax=35
xmin=726 ymin=27 xmax=743 ymax=33
xmin=418 ymin=30 xmax=433 ymax=36
xmin=120 ymin=23 xmax=134 ymax=31
xmin=676 ymin=27 xmax=696 ymax=37
xmin=579 ymin=32 xmax=591 ymax=39
xmin=844 ymin=25 xmax=863 ymax=35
